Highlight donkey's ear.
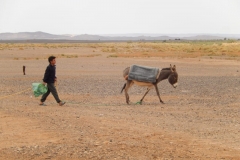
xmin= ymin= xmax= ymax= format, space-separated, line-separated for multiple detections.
xmin=173 ymin=65 xmax=176 ymax=70
xmin=172 ymin=65 xmax=176 ymax=72
xmin=170 ymin=64 xmax=174 ymax=72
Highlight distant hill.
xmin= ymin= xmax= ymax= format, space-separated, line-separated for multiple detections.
xmin=0 ymin=31 xmax=70 ymax=40
xmin=0 ymin=31 xmax=239 ymax=41
xmin=182 ymin=35 xmax=223 ymax=40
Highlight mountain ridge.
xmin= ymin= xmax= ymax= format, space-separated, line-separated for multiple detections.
xmin=0 ymin=31 xmax=239 ymax=41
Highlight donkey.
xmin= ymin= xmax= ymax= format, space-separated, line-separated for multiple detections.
xmin=121 ymin=64 xmax=178 ymax=104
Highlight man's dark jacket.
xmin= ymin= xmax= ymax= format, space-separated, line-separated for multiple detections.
xmin=43 ymin=64 xmax=56 ymax=83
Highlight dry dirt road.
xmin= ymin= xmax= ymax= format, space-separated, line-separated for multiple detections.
xmin=0 ymin=48 xmax=240 ymax=159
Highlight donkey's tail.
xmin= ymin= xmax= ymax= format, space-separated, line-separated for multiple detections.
xmin=121 ymin=83 xmax=126 ymax=93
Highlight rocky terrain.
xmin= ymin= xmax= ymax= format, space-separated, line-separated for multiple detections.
xmin=0 ymin=47 xmax=240 ymax=159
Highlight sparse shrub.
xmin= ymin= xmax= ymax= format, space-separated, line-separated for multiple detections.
xmin=107 ymin=54 xmax=118 ymax=58
xmin=101 ymin=48 xmax=109 ymax=52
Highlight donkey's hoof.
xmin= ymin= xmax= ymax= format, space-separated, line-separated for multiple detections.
xmin=160 ymin=101 xmax=165 ymax=104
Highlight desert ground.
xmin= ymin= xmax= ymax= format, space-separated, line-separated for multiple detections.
xmin=0 ymin=42 xmax=240 ymax=159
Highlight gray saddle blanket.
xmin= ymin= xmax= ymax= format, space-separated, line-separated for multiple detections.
xmin=128 ymin=65 xmax=160 ymax=83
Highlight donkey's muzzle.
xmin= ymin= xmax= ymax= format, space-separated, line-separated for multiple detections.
xmin=173 ymin=83 xmax=178 ymax=88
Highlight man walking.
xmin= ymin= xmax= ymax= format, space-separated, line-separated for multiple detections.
xmin=39 ymin=56 xmax=65 ymax=106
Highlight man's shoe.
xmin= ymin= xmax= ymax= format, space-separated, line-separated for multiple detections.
xmin=39 ymin=103 xmax=47 ymax=106
xmin=59 ymin=101 xmax=66 ymax=106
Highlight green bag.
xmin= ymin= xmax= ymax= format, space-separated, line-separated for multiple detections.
xmin=32 ymin=83 xmax=48 ymax=97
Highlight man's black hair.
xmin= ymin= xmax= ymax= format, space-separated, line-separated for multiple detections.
xmin=48 ymin=56 xmax=56 ymax=63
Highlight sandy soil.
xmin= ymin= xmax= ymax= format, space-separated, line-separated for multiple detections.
xmin=0 ymin=47 xmax=240 ymax=159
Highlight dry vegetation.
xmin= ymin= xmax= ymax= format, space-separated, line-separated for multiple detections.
xmin=0 ymin=41 xmax=240 ymax=60
xmin=104 ymin=41 xmax=240 ymax=58
xmin=1 ymin=40 xmax=240 ymax=60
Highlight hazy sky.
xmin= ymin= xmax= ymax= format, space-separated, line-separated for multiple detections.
xmin=0 ymin=0 xmax=239 ymax=35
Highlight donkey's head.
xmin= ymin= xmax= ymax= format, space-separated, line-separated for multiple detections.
xmin=168 ymin=64 xmax=178 ymax=88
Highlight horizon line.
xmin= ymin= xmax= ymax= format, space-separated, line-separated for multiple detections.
xmin=0 ymin=31 xmax=240 ymax=35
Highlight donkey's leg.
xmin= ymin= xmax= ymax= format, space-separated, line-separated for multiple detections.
xmin=154 ymin=84 xmax=164 ymax=104
xmin=139 ymin=88 xmax=151 ymax=104
xmin=124 ymin=80 xmax=133 ymax=104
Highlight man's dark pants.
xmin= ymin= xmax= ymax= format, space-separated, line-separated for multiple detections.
xmin=41 ymin=83 xmax=61 ymax=103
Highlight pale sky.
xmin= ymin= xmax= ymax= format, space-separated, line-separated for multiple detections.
xmin=0 ymin=0 xmax=239 ymax=35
